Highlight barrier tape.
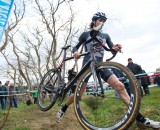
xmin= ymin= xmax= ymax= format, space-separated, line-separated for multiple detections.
xmin=0 ymin=93 xmax=27 ymax=96
xmin=0 ymin=90 xmax=36 ymax=94
xmin=0 ymin=70 xmax=160 ymax=96
xmin=134 ymin=70 xmax=160 ymax=77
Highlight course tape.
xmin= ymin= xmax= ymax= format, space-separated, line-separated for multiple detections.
xmin=0 ymin=71 xmax=160 ymax=96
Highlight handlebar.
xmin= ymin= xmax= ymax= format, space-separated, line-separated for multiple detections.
xmin=90 ymin=42 xmax=118 ymax=61
xmin=64 ymin=52 xmax=89 ymax=61
xmin=63 ymin=29 xmax=122 ymax=62
xmin=64 ymin=48 xmax=116 ymax=62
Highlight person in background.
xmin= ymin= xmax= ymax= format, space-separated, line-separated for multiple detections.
xmin=9 ymin=83 xmax=18 ymax=108
xmin=126 ymin=58 xmax=144 ymax=97
xmin=32 ymin=86 xmax=38 ymax=104
xmin=55 ymin=12 xmax=160 ymax=129
xmin=0 ymin=81 xmax=6 ymax=110
xmin=3 ymin=81 xmax=10 ymax=104
xmin=154 ymin=71 xmax=160 ymax=87
xmin=141 ymin=70 xmax=150 ymax=95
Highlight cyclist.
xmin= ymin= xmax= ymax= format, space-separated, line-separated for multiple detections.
xmin=56 ymin=12 xmax=160 ymax=129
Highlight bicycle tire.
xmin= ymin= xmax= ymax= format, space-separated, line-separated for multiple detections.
xmin=37 ymin=69 xmax=60 ymax=111
xmin=74 ymin=61 xmax=141 ymax=130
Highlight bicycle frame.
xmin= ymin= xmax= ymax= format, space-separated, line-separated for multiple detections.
xmin=55 ymin=33 xmax=118 ymax=102
xmin=58 ymin=45 xmax=103 ymax=99
xmin=63 ymin=59 xmax=92 ymax=95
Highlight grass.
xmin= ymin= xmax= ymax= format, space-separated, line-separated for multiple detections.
xmin=138 ymin=87 xmax=160 ymax=120
xmin=0 ymin=86 xmax=160 ymax=130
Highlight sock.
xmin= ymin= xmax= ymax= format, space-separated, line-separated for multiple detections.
xmin=61 ymin=104 xmax=68 ymax=112
xmin=136 ymin=112 xmax=146 ymax=123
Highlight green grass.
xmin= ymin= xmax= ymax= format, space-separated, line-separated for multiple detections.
xmin=0 ymin=87 xmax=160 ymax=130
xmin=139 ymin=87 xmax=160 ymax=120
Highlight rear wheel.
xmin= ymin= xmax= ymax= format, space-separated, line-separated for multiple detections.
xmin=37 ymin=69 xmax=60 ymax=111
xmin=74 ymin=61 xmax=141 ymax=130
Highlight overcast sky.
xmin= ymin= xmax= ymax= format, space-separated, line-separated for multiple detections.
xmin=0 ymin=0 xmax=160 ymax=83
xmin=70 ymin=0 xmax=160 ymax=73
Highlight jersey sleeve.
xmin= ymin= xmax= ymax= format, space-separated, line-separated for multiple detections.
xmin=72 ymin=32 xmax=88 ymax=53
xmin=105 ymin=34 xmax=114 ymax=49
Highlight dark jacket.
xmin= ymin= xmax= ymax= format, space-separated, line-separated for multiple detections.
xmin=141 ymin=70 xmax=151 ymax=86
xmin=127 ymin=63 xmax=142 ymax=76
xmin=0 ymin=85 xmax=7 ymax=98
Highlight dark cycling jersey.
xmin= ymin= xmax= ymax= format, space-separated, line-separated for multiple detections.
xmin=72 ymin=31 xmax=114 ymax=58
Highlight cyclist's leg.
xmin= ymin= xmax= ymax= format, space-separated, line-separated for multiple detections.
xmin=103 ymin=71 xmax=160 ymax=129
xmin=63 ymin=75 xmax=90 ymax=108
xmin=100 ymin=68 xmax=130 ymax=106
xmin=66 ymin=82 xmax=87 ymax=107
xmin=56 ymin=77 xmax=89 ymax=122
xmin=56 ymin=82 xmax=87 ymax=122
xmin=107 ymin=74 xmax=130 ymax=106
xmin=100 ymin=69 xmax=148 ymax=126
xmin=101 ymin=69 xmax=152 ymax=125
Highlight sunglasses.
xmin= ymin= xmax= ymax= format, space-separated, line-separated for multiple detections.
xmin=98 ymin=18 xmax=106 ymax=22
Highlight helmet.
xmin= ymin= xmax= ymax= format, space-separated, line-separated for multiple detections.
xmin=92 ymin=12 xmax=107 ymax=22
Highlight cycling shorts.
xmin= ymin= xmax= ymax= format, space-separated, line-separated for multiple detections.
xmin=82 ymin=56 xmax=113 ymax=83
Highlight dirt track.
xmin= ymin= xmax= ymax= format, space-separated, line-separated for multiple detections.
xmin=29 ymin=106 xmax=84 ymax=130
xmin=1 ymin=104 xmax=157 ymax=130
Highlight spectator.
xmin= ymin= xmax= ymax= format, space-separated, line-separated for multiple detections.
xmin=141 ymin=70 xmax=150 ymax=95
xmin=32 ymin=86 xmax=38 ymax=104
xmin=3 ymin=81 xmax=9 ymax=104
xmin=0 ymin=81 xmax=7 ymax=110
xmin=9 ymin=83 xmax=18 ymax=108
xmin=126 ymin=58 xmax=143 ymax=97
xmin=154 ymin=72 xmax=160 ymax=87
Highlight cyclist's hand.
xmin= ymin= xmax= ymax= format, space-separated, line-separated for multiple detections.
xmin=112 ymin=44 xmax=122 ymax=52
xmin=73 ymin=51 xmax=80 ymax=59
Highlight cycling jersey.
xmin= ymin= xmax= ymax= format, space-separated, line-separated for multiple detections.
xmin=72 ymin=31 xmax=114 ymax=58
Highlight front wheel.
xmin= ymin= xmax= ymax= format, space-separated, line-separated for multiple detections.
xmin=74 ymin=61 xmax=141 ymax=130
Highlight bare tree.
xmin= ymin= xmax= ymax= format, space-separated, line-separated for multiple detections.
xmin=0 ymin=0 xmax=82 ymax=93
xmin=15 ymin=0 xmax=79 ymax=83
xmin=34 ymin=0 xmax=78 ymax=69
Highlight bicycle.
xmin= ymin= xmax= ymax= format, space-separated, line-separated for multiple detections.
xmin=37 ymin=32 xmax=141 ymax=130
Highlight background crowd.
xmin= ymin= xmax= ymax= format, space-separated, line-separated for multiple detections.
xmin=0 ymin=81 xmax=18 ymax=110
xmin=0 ymin=80 xmax=39 ymax=110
